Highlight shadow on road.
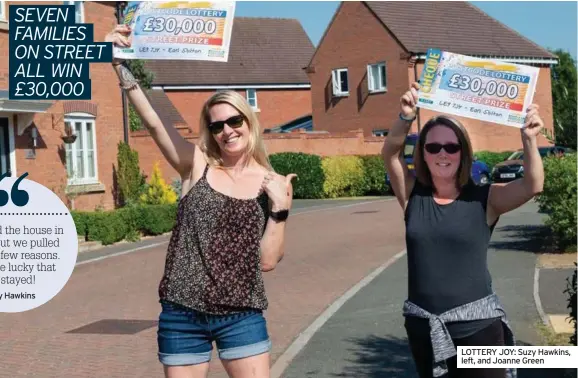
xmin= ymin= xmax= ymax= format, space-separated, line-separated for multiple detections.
xmin=490 ymin=224 xmax=554 ymax=254
xmin=331 ymin=335 xmax=417 ymax=378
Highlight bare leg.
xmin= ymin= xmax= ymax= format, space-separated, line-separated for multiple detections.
xmin=221 ymin=352 xmax=270 ymax=378
xmin=164 ymin=363 xmax=210 ymax=378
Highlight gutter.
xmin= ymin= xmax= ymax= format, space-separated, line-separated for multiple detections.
xmin=416 ymin=54 xmax=558 ymax=65
xmin=116 ymin=1 xmax=129 ymax=144
xmin=154 ymin=84 xmax=312 ymax=90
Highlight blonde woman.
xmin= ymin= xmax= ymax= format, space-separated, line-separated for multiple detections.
xmin=106 ymin=25 xmax=296 ymax=378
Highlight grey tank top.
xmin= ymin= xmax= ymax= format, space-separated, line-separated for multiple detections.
xmin=403 ymin=179 xmax=500 ymax=338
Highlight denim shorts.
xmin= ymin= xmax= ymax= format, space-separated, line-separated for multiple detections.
xmin=157 ymin=300 xmax=272 ymax=366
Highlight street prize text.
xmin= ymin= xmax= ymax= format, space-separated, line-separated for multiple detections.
xmin=417 ymin=49 xmax=539 ymax=128
xmin=113 ymin=1 xmax=235 ymax=62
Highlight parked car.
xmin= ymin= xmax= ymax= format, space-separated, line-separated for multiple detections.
xmin=385 ymin=134 xmax=491 ymax=189
xmin=491 ymin=146 xmax=573 ymax=183
xmin=263 ymin=114 xmax=313 ymax=133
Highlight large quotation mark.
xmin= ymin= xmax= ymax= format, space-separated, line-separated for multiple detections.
xmin=0 ymin=172 xmax=30 ymax=207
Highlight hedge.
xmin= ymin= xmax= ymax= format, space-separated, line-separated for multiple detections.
xmin=269 ymin=153 xmax=389 ymax=199
xmin=322 ymin=156 xmax=366 ymax=198
xmin=72 ymin=203 xmax=178 ymax=245
xmin=473 ymin=150 xmax=514 ymax=171
xmin=359 ymin=155 xmax=389 ymax=195
xmin=535 ymin=153 xmax=577 ymax=251
xmin=269 ymin=152 xmax=325 ymax=199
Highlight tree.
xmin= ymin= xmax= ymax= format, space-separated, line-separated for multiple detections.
xmin=126 ymin=60 xmax=155 ymax=131
xmin=550 ymin=49 xmax=577 ymax=150
xmin=139 ymin=162 xmax=178 ymax=205
xmin=116 ymin=141 xmax=146 ymax=206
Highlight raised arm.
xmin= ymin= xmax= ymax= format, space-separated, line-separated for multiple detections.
xmin=106 ymin=25 xmax=194 ymax=177
xmin=487 ymin=104 xmax=545 ymax=224
xmin=382 ymin=82 xmax=419 ymax=210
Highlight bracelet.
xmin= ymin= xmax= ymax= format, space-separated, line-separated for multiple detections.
xmin=119 ymin=81 xmax=139 ymax=90
xmin=399 ymin=113 xmax=417 ymax=122
xmin=116 ymin=61 xmax=139 ymax=91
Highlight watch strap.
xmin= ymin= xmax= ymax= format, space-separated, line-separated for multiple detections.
xmin=270 ymin=209 xmax=289 ymax=221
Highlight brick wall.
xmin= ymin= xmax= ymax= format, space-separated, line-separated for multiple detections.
xmin=307 ymin=2 xmax=409 ymax=136
xmin=165 ymin=88 xmax=311 ymax=134
xmin=307 ymin=2 xmax=556 ymax=152
xmin=130 ymin=129 xmax=384 ymax=184
xmin=0 ymin=2 xmax=124 ymax=211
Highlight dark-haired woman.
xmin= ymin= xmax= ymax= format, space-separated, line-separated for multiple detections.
xmin=382 ymin=82 xmax=544 ymax=378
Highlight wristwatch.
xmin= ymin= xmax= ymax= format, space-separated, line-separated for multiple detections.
xmin=270 ymin=209 xmax=289 ymax=222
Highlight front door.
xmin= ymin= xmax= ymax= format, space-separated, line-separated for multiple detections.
xmin=0 ymin=118 xmax=11 ymax=177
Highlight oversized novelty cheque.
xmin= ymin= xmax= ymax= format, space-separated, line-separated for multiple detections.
xmin=113 ymin=1 xmax=236 ymax=62
xmin=416 ymin=49 xmax=540 ymax=128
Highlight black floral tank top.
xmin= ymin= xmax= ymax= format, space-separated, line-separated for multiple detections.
xmin=158 ymin=164 xmax=270 ymax=314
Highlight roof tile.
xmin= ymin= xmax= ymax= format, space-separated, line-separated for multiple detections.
xmin=145 ymin=17 xmax=315 ymax=86
xmin=365 ymin=2 xmax=556 ymax=59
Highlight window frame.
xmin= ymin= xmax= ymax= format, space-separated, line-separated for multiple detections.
xmin=65 ymin=1 xmax=84 ymax=23
xmin=246 ymin=88 xmax=258 ymax=110
xmin=367 ymin=62 xmax=387 ymax=93
xmin=331 ymin=68 xmax=349 ymax=97
xmin=372 ymin=129 xmax=388 ymax=137
xmin=0 ymin=1 xmax=6 ymax=22
xmin=64 ymin=113 xmax=98 ymax=186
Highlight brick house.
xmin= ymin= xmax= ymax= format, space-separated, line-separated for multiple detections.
xmin=0 ymin=1 xmax=316 ymax=212
xmin=306 ymin=1 xmax=559 ymax=151
xmin=143 ymin=17 xmax=315 ymax=134
xmin=0 ymin=1 xmax=125 ymax=211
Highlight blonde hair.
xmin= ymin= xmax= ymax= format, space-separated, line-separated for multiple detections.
xmin=199 ymin=90 xmax=272 ymax=170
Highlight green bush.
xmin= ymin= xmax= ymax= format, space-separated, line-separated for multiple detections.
xmin=535 ymin=153 xmax=577 ymax=250
xmin=71 ymin=203 xmax=177 ymax=245
xmin=71 ymin=211 xmax=89 ymax=239
xmin=129 ymin=105 xmax=143 ymax=131
xmin=474 ymin=151 xmax=514 ymax=171
xmin=321 ymin=156 xmax=366 ymax=198
xmin=116 ymin=141 xmax=146 ymax=206
xmin=134 ymin=204 xmax=179 ymax=236
xmin=139 ymin=162 xmax=178 ymax=205
xmin=269 ymin=152 xmax=325 ymax=199
xmin=359 ymin=155 xmax=389 ymax=195
xmin=85 ymin=210 xmax=133 ymax=245
xmin=564 ymin=264 xmax=577 ymax=346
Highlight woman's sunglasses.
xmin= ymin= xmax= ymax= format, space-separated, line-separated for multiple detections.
xmin=424 ymin=143 xmax=461 ymax=154
xmin=207 ymin=114 xmax=245 ymax=134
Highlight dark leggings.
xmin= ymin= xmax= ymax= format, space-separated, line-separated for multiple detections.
xmin=406 ymin=318 xmax=507 ymax=378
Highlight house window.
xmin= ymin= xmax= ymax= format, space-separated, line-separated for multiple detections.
xmin=372 ymin=129 xmax=388 ymax=137
xmin=367 ymin=62 xmax=387 ymax=92
xmin=246 ymin=89 xmax=258 ymax=109
xmin=65 ymin=1 xmax=84 ymax=23
xmin=0 ymin=1 xmax=6 ymax=21
xmin=65 ymin=115 xmax=98 ymax=185
xmin=332 ymin=68 xmax=349 ymax=96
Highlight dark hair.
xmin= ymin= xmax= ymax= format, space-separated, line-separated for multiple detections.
xmin=413 ymin=115 xmax=474 ymax=191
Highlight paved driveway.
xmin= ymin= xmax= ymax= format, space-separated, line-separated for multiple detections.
xmin=1 ymin=197 xmax=407 ymax=378
xmin=282 ymin=201 xmax=570 ymax=378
